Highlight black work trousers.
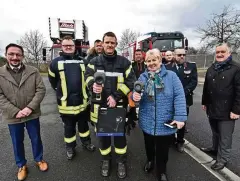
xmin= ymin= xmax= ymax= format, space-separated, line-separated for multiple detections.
xmin=176 ymin=107 xmax=189 ymax=143
xmin=61 ymin=109 xmax=91 ymax=149
xmin=98 ymin=135 xmax=127 ymax=163
xmin=143 ymin=131 xmax=174 ymax=176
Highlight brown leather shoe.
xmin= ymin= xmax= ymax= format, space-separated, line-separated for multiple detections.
xmin=17 ymin=166 xmax=28 ymax=181
xmin=36 ymin=160 xmax=48 ymax=172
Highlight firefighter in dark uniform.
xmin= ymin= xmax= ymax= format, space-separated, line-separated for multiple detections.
xmin=165 ymin=48 xmax=198 ymax=153
xmin=128 ymin=49 xmax=146 ymax=123
xmin=48 ymin=36 xmax=96 ymax=160
xmin=84 ymin=32 xmax=136 ymax=178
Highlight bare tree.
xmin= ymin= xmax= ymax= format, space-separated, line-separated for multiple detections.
xmin=197 ymin=5 xmax=240 ymax=52
xmin=118 ymin=29 xmax=142 ymax=50
xmin=19 ymin=30 xmax=47 ymax=66
xmin=187 ymin=47 xmax=198 ymax=54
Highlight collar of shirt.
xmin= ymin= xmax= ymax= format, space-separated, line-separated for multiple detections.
xmin=9 ymin=64 xmax=22 ymax=70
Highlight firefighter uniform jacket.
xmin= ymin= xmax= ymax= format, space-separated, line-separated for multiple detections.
xmin=84 ymin=52 xmax=136 ymax=123
xmin=48 ymin=54 xmax=89 ymax=115
xmin=165 ymin=61 xmax=198 ymax=106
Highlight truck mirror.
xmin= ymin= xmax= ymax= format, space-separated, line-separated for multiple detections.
xmin=42 ymin=48 xmax=46 ymax=61
xmin=185 ymin=38 xmax=188 ymax=50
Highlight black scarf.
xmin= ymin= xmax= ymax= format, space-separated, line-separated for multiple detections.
xmin=213 ymin=55 xmax=232 ymax=72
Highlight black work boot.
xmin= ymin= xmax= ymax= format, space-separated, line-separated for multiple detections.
xmin=66 ymin=147 xmax=76 ymax=160
xmin=101 ymin=160 xmax=111 ymax=177
xmin=117 ymin=162 xmax=127 ymax=179
xmin=82 ymin=139 xmax=96 ymax=152
xmin=82 ymin=143 xmax=96 ymax=152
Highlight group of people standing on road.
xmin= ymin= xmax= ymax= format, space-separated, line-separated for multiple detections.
xmin=0 ymin=30 xmax=239 ymax=181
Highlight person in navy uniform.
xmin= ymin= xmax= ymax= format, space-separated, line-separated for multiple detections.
xmin=165 ymin=48 xmax=198 ymax=153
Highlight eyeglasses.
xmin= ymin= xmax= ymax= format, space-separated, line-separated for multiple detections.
xmin=62 ymin=45 xmax=75 ymax=48
xmin=177 ymin=54 xmax=186 ymax=57
xmin=7 ymin=53 xmax=23 ymax=58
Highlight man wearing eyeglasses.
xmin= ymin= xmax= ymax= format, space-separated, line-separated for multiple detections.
xmin=165 ymin=48 xmax=198 ymax=153
xmin=48 ymin=36 xmax=96 ymax=160
xmin=0 ymin=43 xmax=48 ymax=181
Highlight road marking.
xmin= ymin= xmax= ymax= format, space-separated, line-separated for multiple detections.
xmin=184 ymin=139 xmax=240 ymax=181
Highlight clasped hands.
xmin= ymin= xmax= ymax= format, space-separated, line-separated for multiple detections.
xmin=16 ymin=107 xmax=32 ymax=119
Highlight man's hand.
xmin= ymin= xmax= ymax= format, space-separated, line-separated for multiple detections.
xmin=133 ymin=92 xmax=141 ymax=102
xmin=170 ymin=120 xmax=185 ymax=129
xmin=16 ymin=111 xmax=26 ymax=119
xmin=21 ymin=107 xmax=32 ymax=116
xmin=202 ymin=105 xmax=206 ymax=111
xmin=107 ymin=96 xmax=116 ymax=108
xmin=230 ymin=112 xmax=240 ymax=120
xmin=93 ymin=83 xmax=103 ymax=94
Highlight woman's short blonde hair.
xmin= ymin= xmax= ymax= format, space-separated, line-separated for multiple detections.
xmin=145 ymin=48 xmax=162 ymax=61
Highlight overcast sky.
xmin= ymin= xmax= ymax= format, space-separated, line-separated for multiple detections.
xmin=0 ymin=0 xmax=240 ymax=54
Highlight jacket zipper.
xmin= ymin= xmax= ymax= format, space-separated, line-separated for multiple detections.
xmin=154 ymin=83 xmax=157 ymax=136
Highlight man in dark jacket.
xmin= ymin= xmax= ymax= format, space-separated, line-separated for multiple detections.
xmin=48 ymin=36 xmax=96 ymax=160
xmin=201 ymin=43 xmax=240 ymax=171
xmin=84 ymin=32 xmax=136 ymax=179
xmin=165 ymin=48 xmax=198 ymax=153
xmin=86 ymin=39 xmax=103 ymax=64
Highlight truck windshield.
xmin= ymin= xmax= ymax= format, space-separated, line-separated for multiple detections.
xmin=152 ymin=39 xmax=183 ymax=51
xmin=52 ymin=47 xmax=62 ymax=60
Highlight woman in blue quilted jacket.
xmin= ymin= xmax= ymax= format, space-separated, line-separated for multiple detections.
xmin=133 ymin=48 xmax=187 ymax=181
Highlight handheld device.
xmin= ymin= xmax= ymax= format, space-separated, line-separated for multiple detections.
xmin=94 ymin=72 xmax=106 ymax=100
xmin=164 ymin=121 xmax=177 ymax=129
xmin=133 ymin=81 xmax=144 ymax=107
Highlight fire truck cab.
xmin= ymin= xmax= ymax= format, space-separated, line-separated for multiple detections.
xmin=122 ymin=31 xmax=188 ymax=61
xmin=42 ymin=17 xmax=90 ymax=61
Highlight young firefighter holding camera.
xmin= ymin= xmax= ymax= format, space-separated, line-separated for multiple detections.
xmin=84 ymin=32 xmax=136 ymax=179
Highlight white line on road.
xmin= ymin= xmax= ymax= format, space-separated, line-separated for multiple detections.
xmin=184 ymin=139 xmax=240 ymax=181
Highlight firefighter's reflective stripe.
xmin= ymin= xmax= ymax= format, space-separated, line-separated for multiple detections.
xmin=99 ymin=147 xmax=111 ymax=155
xmin=80 ymin=64 xmax=88 ymax=100
xmin=117 ymin=76 xmax=130 ymax=95
xmin=79 ymin=130 xmax=90 ymax=137
xmin=118 ymin=84 xmax=130 ymax=95
xmin=58 ymin=63 xmax=67 ymax=107
xmin=115 ymin=146 xmax=127 ymax=154
xmin=58 ymin=106 xmax=86 ymax=114
xmin=48 ymin=68 xmax=55 ymax=77
xmin=125 ymin=65 xmax=132 ymax=78
xmin=57 ymin=62 xmax=88 ymax=115
xmin=59 ymin=60 xmax=84 ymax=64
xmin=64 ymin=135 xmax=76 ymax=143
xmin=91 ymin=104 xmax=100 ymax=123
xmin=86 ymin=76 xmax=94 ymax=85
xmin=88 ymin=64 xmax=95 ymax=70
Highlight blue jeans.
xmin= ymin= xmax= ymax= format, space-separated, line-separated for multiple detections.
xmin=8 ymin=118 xmax=43 ymax=168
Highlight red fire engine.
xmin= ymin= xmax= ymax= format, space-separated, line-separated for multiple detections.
xmin=43 ymin=17 xmax=90 ymax=61
xmin=122 ymin=31 xmax=188 ymax=61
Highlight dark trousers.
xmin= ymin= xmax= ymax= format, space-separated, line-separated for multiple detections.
xmin=128 ymin=107 xmax=138 ymax=121
xmin=61 ymin=110 xmax=91 ymax=148
xmin=143 ymin=131 xmax=174 ymax=176
xmin=8 ymin=118 xmax=43 ymax=168
xmin=99 ymin=135 xmax=127 ymax=162
xmin=176 ymin=107 xmax=189 ymax=143
xmin=209 ymin=118 xmax=235 ymax=163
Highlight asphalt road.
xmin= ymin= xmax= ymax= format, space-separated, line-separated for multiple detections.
xmin=0 ymin=77 xmax=233 ymax=181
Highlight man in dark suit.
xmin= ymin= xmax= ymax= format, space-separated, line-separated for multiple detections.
xmin=165 ymin=48 xmax=198 ymax=153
